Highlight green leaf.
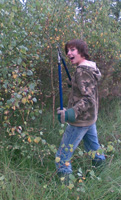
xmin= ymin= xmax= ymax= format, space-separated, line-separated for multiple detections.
xmin=0 ymin=102 xmax=3 ymax=106
xmin=78 ymin=150 xmax=83 ymax=156
xmin=69 ymin=174 xmax=76 ymax=181
xmin=27 ymin=70 xmax=33 ymax=76
xmin=29 ymin=83 xmax=36 ymax=90
xmin=17 ymin=57 xmax=22 ymax=65
xmin=0 ymin=175 xmax=5 ymax=181
xmin=67 ymin=183 xmax=74 ymax=190
xmin=89 ymin=170 xmax=95 ymax=177
xmin=107 ymin=145 xmax=114 ymax=152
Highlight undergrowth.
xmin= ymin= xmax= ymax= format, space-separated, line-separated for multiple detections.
xmin=0 ymin=98 xmax=121 ymax=200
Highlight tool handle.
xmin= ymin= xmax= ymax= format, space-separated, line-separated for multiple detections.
xmin=61 ymin=57 xmax=71 ymax=81
xmin=58 ymin=52 xmax=63 ymax=110
xmin=57 ymin=45 xmax=71 ymax=81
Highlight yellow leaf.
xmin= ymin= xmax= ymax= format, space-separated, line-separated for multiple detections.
xmin=13 ymin=74 xmax=18 ymax=79
xmin=100 ymin=33 xmax=103 ymax=37
xmin=11 ymin=127 xmax=15 ymax=134
xmin=79 ymin=179 xmax=83 ymax=183
xmin=12 ymin=106 xmax=16 ymax=110
xmin=60 ymin=177 xmax=65 ymax=181
xmin=34 ymin=137 xmax=41 ymax=144
xmin=92 ymin=152 xmax=95 ymax=159
xmin=28 ymin=137 xmax=31 ymax=143
xmin=55 ymin=157 xmax=60 ymax=163
xmin=22 ymin=97 xmax=27 ymax=104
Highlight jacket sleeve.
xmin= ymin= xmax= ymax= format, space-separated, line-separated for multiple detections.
xmin=72 ymin=69 xmax=96 ymax=119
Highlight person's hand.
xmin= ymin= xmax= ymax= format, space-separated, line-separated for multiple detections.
xmin=57 ymin=108 xmax=66 ymax=124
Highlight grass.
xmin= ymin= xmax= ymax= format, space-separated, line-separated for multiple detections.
xmin=0 ymin=98 xmax=121 ymax=200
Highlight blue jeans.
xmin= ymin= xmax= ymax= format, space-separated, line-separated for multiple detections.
xmin=55 ymin=123 xmax=105 ymax=174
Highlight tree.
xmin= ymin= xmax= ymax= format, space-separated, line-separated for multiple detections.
xmin=0 ymin=0 xmax=120 ymax=131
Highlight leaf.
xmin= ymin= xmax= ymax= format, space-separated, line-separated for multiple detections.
xmin=69 ymin=174 xmax=76 ymax=181
xmin=55 ymin=157 xmax=60 ymax=163
xmin=65 ymin=148 xmax=68 ymax=152
xmin=32 ymin=97 xmax=37 ymax=103
xmin=78 ymin=150 xmax=83 ymax=156
xmin=0 ymin=175 xmax=5 ymax=181
xmin=89 ymin=170 xmax=95 ymax=177
xmin=69 ymin=144 xmax=73 ymax=148
xmin=60 ymin=177 xmax=65 ymax=181
xmin=21 ymin=133 xmax=26 ymax=137
xmin=79 ymin=179 xmax=83 ymax=183
xmin=22 ymin=97 xmax=27 ymax=104
xmin=13 ymin=74 xmax=18 ymax=79
xmin=27 ymin=70 xmax=33 ymax=76
xmin=34 ymin=137 xmax=41 ymax=144
xmin=16 ymin=94 xmax=22 ymax=99
xmin=41 ymin=139 xmax=46 ymax=144
xmin=107 ymin=145 xmax=114 ymax=152
xmin=17 ymin=57 xmax=22 ymax=65
xmin=0 ymin=102 xmax=3 ymax=106
xmin=28 ymin=136 xmax=31 ymax=143
xmin=29 ymin=83 xmax=36 ymax=90
xmin=91 ymin=151 xmax=96 ymax=159
xmin=67 ymin=183 xmax=74 ymax=190
xmin=59 ymin=129 xmax=64 ymax=135
xmin=78 ymin=167 xmax=82 ymax=174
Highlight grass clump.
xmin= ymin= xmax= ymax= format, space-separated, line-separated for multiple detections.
xmin=0 ymin=98 xmax=121 ymax=200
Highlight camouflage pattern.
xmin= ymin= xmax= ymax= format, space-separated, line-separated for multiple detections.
xmin=67 ymin=62 xmax=101 ymax=126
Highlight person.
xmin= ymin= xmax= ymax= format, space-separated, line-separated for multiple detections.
xmin=55 ymin=39 xmax=105 ymax=179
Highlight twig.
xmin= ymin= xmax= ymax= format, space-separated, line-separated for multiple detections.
xmin=108 ymin=154 xmax=114 ymax=167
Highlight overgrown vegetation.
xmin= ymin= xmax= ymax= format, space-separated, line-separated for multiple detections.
xmin=0 ymin=0 xmax=121 ymax=199
xmin=0 ymin=98 xmax=121 ymax=200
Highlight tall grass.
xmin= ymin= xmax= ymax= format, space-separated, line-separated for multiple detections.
xmin=0 ymin=98 xmax=121 ymax=200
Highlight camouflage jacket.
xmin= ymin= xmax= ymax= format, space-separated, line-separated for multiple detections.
xmin=67 ymin=61 xmax=101 ymax=127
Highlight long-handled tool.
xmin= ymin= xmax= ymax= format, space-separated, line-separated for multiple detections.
xmin=57 ymin=45 xmax=71 ymax=81
xmin=58 ymin=49 xmax=63 ymax=110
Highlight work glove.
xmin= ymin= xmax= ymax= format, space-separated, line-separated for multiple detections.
xmin=57 ymin=108 xmax=67 ymax=124
xmin=57 ymin=107 xmax=76 ymax=124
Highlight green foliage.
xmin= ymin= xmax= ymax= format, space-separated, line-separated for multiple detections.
xmin=0 ymin=0 xmax=121 ymax=198
xmin=0 ymin=97 xmax=121 ymax=199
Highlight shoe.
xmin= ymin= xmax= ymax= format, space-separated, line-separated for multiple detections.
xmin=92 ymin=159 xmax=106 ymax=167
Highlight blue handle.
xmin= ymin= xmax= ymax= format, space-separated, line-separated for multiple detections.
xmin=58 ymin=56 xmax=63 ymax=110
xmin=61 ymin=57 xmax=71 ymax=81
xmin=57 ymin=45 xmax=71 ymax=81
